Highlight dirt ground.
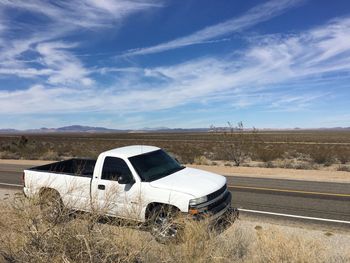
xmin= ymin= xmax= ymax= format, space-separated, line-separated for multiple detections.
xmin=0 ymin=159 xmax=52 ymax=165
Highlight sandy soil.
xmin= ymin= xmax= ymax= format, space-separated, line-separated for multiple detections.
xmin=0 ymin=159 xmax=53 ymax=165
xmin=188 ymin=164 xmax=350 ymax=183
xmin=0 ymin=187 xmax=21 ymax=200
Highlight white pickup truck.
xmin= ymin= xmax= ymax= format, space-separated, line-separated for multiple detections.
xmin=23 ymin=145 xmax=237 ymax=241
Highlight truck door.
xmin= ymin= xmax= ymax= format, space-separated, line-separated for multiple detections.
xmin=91 ymin=156 xmax=142 ymax=220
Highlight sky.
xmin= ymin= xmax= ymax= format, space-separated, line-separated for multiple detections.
xmin=0 ymin=0 xmax=350 ymax=129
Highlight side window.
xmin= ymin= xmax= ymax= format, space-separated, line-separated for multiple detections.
xmin=102 ymin=157 xmax=133 ymax=181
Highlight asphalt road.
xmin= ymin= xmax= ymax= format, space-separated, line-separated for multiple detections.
xmin=0 ymin=163 xmax=349 ymax=224
xmin=227 ymin=176 xmax=350 ymax=222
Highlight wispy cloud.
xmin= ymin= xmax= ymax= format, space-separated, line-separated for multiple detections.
xmin=0 ymin=0 xmax=162 ymax=29
xmin=0 ymin=22 xmax=5 ymax=34
xmin=1 ymin=15 xmax=350 ymax=116
xmin=268 ymin=93 xmax=328 ymax=112
xmin=36 ymin=41 xmax=93 ymax=86
xmin=124 ymin=0 xmax=304 ymax=56
xmin=0 ymin=0 xmax=163 ymax=85
xmin=0 ymin=34 xmax=92 ymax=86
xmin=320 ymin=114 xmax=350 ymax=126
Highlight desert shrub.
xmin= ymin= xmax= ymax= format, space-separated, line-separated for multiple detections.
xmin=294 ymin=162 xmax=316 ymax=170
xmin=254 ymin=144 xmax=284 ymax=163
xmin=337 ymin=165 xmax=350 ymax=172
xmin=0 ymin=150 xmax=21 ymax=159
xmin=211 ymin=122 xmax=259 ymax=166
xmin=310 ymin=146 xmax=334 ymax=166
xmin=0 ymin=142 xmax=18 ymax=152
xmin=193 ymin=155 xmax=209 ymax=165
xmin=283 ymin=161 xmax=295 ymax=169
xmin=295 ymin=152 xmax=313 ymax=162
xmin=264 ymin=161 xmax=275 ymax=168
xmin=18 ymin=135 xmax=29 ymax=148
xmin=39 ymin=150 xmax=60 ymax=160
xmin=267 ymin=158 xmax=318 ymax=170
xmin=336 ymin=148 xmax=350 ymax=164
xmin=167 ymin=143 xmax=203 ymax=164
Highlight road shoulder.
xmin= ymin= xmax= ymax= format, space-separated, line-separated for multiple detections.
xmin=188 ymin=164 xmax=350 ymax=183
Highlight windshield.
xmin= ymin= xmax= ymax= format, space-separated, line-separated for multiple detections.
xmin=129 ymin=149 xmax=185 ymax=182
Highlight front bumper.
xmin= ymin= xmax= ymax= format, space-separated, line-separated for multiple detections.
xmin=191 ymin=191 xmax=239 ymax=222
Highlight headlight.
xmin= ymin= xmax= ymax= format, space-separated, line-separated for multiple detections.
xmin=189 ymin=196 xmax=208 ymax=206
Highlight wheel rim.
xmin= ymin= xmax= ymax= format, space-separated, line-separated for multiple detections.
xmin=152 ymin=213 xmax=178 ymax=239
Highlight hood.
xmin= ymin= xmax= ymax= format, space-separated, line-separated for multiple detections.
xmin=150 ymin=167 xmax=226 ymax=197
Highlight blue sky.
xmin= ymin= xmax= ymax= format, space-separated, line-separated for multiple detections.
xmin=0 ymin=0 xmax=350 ymax=129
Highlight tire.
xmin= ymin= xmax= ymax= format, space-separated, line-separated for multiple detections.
xmin=39 ymin=189 xmax=65 ymax=223
xmin=149 ymin=206 xmax=182 ymax=244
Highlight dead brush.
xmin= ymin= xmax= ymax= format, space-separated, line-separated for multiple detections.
xmin=0 ymin=194 xmax=151 ymax=263
xmin=0 ymin=194 xmax=349 ymax=263
xmin=254 ymin=227 xmax=327 ymax=263
xmin=155 ymin=215 xmax=249 ymax=263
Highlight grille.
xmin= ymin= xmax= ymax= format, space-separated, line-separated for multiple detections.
xmin=208 ymin=192 xmax=231 ymax=214
xmin=207 ymin=184 xmax=227 ymax=202
xmin=190 ymin=184 xmax=231 ymax=216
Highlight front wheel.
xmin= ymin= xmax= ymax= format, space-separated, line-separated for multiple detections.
xmin=149 ymin=206 xmax=182 ymax=244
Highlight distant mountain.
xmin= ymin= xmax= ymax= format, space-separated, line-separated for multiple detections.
xmin=0 ymin=129 xmax=18 ymax=133
xmin=0 ymin=125 xmax=350 ymax=134
xmin=0 ymin=125 xmax=210 ymax=133
xmin=0 ymin=125 xmax=127 ymax=133
xmin=56 ymin=125 xmax=122 ymax=132
xmin=138 ymin=127 xmax=209 ymax=133
xmin=141 ymin=126 xmax=170 ymax=131
xmin=150 ymin=128 xmax=210 ymax=133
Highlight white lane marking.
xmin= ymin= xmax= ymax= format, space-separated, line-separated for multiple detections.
xmin=0 ymin=182 xmax=22 ymax=188
xmin=239 ymin=208 xmax=350 ymax=224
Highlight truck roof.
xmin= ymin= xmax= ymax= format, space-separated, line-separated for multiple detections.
xmin=101 ymin=145 xmax=160 ymax=158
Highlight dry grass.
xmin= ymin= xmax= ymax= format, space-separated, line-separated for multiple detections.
xmin=0 ymin=194 xmax=349 ymax=263
xmin=255 ymin=228 xmax=325 ymax=262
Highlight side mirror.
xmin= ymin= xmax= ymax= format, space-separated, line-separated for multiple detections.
xmin=117 ymin=175 xmax=134 ymax=185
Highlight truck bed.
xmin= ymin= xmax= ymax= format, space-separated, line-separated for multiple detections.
xmin=29 ymin=158 xmax=96 ymax=178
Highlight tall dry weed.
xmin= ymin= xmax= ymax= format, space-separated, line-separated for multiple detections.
xmin=0 ymin=194 xmax=349 ymax=263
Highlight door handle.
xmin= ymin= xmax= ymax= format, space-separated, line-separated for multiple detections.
xmin=98 ymin=184 xmax=105 ymax=190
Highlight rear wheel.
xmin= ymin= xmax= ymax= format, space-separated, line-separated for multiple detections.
xmin=39 ymin=189 xmax=65 ymax=223
xmin=149 ymin=206 xmax=182 ymax=244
